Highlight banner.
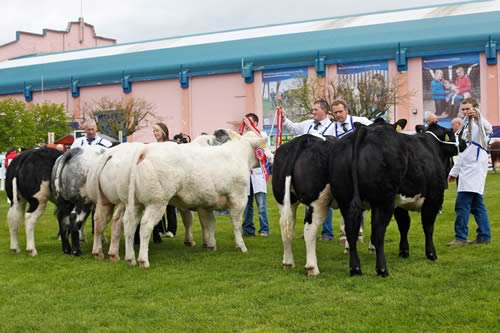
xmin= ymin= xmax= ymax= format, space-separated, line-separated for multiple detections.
xmin=262 ymin=67 xmax=308 ymax=132
xmin=422 ymin=53 xmax=480 ymax=128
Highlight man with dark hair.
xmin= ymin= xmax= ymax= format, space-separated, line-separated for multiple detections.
xmin=282 ymin=99 xmax=334 ymax=240
xmin=448 ymin=97 xmax=492 ymax=246
xmin=330 ymin=99 xmax=372 ymax=249
xmin=241 ymin=113 xmax=270 ymax=237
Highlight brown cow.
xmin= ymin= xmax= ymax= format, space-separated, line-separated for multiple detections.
xmin=490 ymin=141 xmax=500 ymax=174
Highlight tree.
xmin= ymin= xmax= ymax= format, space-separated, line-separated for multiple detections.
xmin=284 ymin=74 xmax=412 ymax=121
xmin=82 ymin=97 xmax=158 ymax=139
xmin=0 ymin=99 xmax=70 ymax=151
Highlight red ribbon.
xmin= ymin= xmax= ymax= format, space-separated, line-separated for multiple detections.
xmin=239 ymin=116 xmax=261 ymax=135
xmin=255 ymin=147 xmax=269 ymax=182
xmin=275 ymin=106 xmax=283 ymax=149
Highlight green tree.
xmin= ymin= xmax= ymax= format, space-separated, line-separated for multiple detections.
xmin=0 ymin=99 xmax=71 ymax=151
xmin=285 ymin=75 xmax=412 ymax=121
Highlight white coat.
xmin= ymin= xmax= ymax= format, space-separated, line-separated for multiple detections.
xmin=71 ymin=135 xmax=112 ymax=149
xmin=449 ymin=116 xmax=492 ymax=195
xmin=284 ymin=117 xmax=335 ymax=137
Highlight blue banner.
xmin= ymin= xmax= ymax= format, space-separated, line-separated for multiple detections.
xmin=337 ymin=61 xmax=388 ymax=75
xmin=423 ymin=53 xmax=480 ymax=69
xmin=262 ymin=67 xmax=308 ymax=82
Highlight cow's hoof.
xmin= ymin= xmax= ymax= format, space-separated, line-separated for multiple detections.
xmin=206 ymin=246 xmax=216 ymax=251
xmin=11 ymin=248 xmax=20 ymax=254
xmin=350 ymin=267 xmax=363 ymax=276
xmin=343 ymin=248 xmax=349 ymax=254
xmin=239 ymin=247 xmax=248 ymax=253
xmin=426 ymin=252 xmax=438 ymax=261
xmin=63 ymin=248 xmax=72 ymax=255
xmin=72 ymin=250 xmax=82 ymax=257
xmin=376 ymin=268 xmax=390 ymax=278
xmin=126 ymin=258 xmax=137 ymax=267
xmin=92 ymin=252 xmax=105 ymax=260
xmin=399 ymin=250 xmax=410 ymax=258
xmin=184 ymin=241 xmax=196 ymax=247
xmin=137 ymin=260 xmax=150 ymax=269
xmin=26 ymin=249 xmax=38 ymax=257
xmin=368 ymin=245 xmax=376 ymax=252
xmin=108 ymin=254 xmax=120 ymax=262
xmin=283 ymin=264 xmax=294 ymax=271
xmin=305 ymin=267 xmax=320 ymax=277
xmin=202 ymin=243 xmax=208 ymax=248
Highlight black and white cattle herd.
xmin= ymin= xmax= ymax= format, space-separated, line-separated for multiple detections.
xmin=5 ymin=120 xmax=458 ymax=277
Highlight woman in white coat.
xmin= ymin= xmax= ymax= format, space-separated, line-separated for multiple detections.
xmin=448 ymin=98 xmax=492 ymax=246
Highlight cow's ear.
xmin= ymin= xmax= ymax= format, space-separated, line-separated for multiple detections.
xmin=394 ymin=119 xmax=407 ymax=132
xmin=415 ymin=125 xmax=426 ymax=133
xmin=353 ymin=122 xmax=366 ymax=131
xmin=445 ymin=133 xmax=451 ymax=142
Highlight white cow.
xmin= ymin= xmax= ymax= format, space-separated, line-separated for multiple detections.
xmin=88 ymin=130 xmax=232 ymax=261
xmin=125 ymin=130 xmax=266 ymax=268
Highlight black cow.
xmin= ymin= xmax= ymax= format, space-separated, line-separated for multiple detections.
xmin=6 ymin=147 xmax=63 ymax=256
xmin=393 ymin=122 xmax=458 ymax=261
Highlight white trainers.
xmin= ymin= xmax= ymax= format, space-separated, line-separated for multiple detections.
xmin=165 ymin=231 xmax=175 ymax=238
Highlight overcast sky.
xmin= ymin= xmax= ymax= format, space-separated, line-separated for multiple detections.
xmin=0 ymin=0 xmax=479 ymax=45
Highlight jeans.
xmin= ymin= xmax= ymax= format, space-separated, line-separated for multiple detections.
xmin=454 ymin=191 xmax=491 ymax=241
xmin=243 ymin=185 xmax=269 ymax=235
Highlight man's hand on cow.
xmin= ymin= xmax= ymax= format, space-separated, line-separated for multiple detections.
xmin=448 ymin=175 xmax=457 ymax=182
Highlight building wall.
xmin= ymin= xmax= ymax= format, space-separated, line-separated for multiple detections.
xmin=0 ymin=20 xmax=115 ymax=62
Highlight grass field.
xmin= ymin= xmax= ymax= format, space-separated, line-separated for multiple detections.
xmin=0 ymin=175 xmax=499 ymax=332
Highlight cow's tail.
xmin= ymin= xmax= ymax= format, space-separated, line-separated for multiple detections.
xmin=281 ymin=175 xmax=294 ymax=240
xmin=11 ymin=177 xmax=18 ymax=207
xmin=127 ymin=146 xmax=145 ymax=227
xmin=348 ymin=126 xmax=367 ymax=225
xmin=52 ymin=150 xmax=72 ymax=198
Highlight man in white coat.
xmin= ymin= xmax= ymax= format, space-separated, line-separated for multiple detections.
xmin=283 ymin=99 xmax=334 ymax=240
xmin=71 ymin=119 xmax=112 ymax=149
xmin=330 ymin=99 xmax=372 ymax=248
xmin=448 ymin=97 xmax=492 ymax=246
xmin=242 ymin=113 xmax=270 ymax=236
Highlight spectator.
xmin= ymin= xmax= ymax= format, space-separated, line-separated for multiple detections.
xmin=430 ymin=69 xmax=447 ymax=116
xmin=71 ymin=119 xmax=112 ymax=148
xmin=153 ymin=122 xmax=178 ymax=239
xmin=424 ymin=111 xmax=438 ymax=127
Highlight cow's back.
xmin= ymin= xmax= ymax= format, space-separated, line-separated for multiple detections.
xmin=6 ymin=148 xmax=62 ymax=203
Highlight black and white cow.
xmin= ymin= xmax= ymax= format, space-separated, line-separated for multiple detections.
xmin=51 ymin=146 xmax=107 ymax=256
xmin=6 ymin=147 xmax=63 ymax=256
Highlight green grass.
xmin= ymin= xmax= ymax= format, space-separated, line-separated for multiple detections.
xmin=0 ymin=175 xmax=499 ymax=333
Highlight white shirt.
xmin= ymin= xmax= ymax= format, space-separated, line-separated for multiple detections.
xmin=449 ymin=116 xmax=492 ymax=194
xmin=283 ymin=117 xmax=335 ymax=137
xmin=71 ymin=135 xmax=112 ymax=149
xmin=333 ymin=115 xmax=372 ymax=138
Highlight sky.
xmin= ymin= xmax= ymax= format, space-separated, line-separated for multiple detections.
xmin=0 ymin=0 xmax=482 ymax=46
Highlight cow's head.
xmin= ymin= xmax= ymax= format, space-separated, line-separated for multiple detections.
xmin=212 ymin=129 xmax=231 ymax=145
xmin=416 ymin=123 xmax=458 ymax=158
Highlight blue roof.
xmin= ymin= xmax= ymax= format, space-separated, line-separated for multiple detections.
xmin=0 ymin=5 xmax=500 ymax=95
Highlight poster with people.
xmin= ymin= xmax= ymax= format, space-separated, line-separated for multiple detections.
xmin=422 ymin=53 xmax=480 ymax=128
xmin=261 ymin=67 xmax=308 ymax=132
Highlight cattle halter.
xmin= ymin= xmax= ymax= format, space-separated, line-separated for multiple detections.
xmin=425 ymin=131 xmax=459 ymax=146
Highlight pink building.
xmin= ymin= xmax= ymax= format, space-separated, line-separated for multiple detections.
xmin=1 ymin=2 xmax=500 ymax=144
